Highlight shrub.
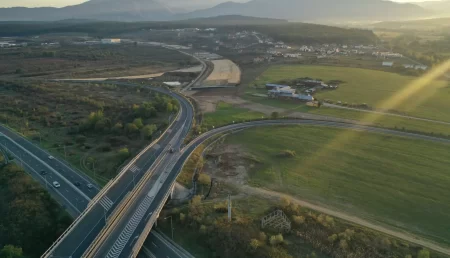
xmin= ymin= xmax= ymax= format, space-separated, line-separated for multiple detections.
xmin=292 ymin=215 xmax=305 ymax=225
xmin=269 ymin=234 xmax=284 ymax=246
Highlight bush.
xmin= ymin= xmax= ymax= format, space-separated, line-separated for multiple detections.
xmin=418 ymin=249 xmax=430 ymax=258
xmin=118 ymin=148 xmax=130 ymax=160
xmin=269 ymin=234 xmax=284 ymax=246
xmin=97 ymin=143 xmax=112 ymax=152
xmin=249 ymin=239 xmax=260 ymax=251
xmin=198 ymin=173 xmax=211 ymax=185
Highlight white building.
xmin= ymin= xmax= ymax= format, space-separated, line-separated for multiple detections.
xmin=101 ymin=38 xmax=121 ymax=44
xmin=382 ymin=61 xmax=394 ymax=67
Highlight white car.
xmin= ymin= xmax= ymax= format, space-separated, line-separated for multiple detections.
xmin=87 ymin=184 xmax=94 ymax=189
xmin=52 ymin=181 xmax=61 ymax=188
xmin=48 ymin=156 xmax=54 ymax=160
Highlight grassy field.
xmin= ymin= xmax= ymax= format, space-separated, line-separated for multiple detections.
xmin=0 ymin=45 xmax=198 ymax=79
xmin=252 ymin=65 xmax=450 ymax=122
xmin=241 ymin=94 xmax=450 ymax=137
xmin=202 ymin=102 xmax=264 ymax=128
xmin=224 ymin=125 xmax=450 ymax=245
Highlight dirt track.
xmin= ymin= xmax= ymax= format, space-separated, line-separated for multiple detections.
xmin=236 ymin=185 xmax=450 ymax=256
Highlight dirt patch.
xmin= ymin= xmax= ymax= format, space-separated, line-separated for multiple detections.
xmin=204 ymin=59 xmax=241 ymax=85
xmin=204 ymin=143 xmax=260 ymax=186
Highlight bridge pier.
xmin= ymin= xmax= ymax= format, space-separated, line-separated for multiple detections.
xmin=169 ymin=185 xmax=175 ymax=200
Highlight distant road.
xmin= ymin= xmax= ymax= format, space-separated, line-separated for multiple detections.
xmin=323 ymin=103 xmax=450 ymax=126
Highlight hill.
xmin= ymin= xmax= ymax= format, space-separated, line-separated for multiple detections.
xmin=374 ymin=17 xmax=450 ymax=31
xmin=0 ymin=18 xmax=377 ymax=45
xmin=0 ymin=0 xmax=432 ymax=22
xmin=177 ymin=15 xmax=288 ymax=26
xmin=416 ymin=0 xmax=450 ymax=16
xmin=183 ymin=0 xmax=431 ymax=22
xmin=0 ymin=0 xmax=174 ymax=22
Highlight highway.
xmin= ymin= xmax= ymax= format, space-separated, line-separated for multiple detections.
xmin=83 ymin=89 xmax=193 ymax=258
xmin=0 ymin=87 xmax=195 ymax=258
xmin=0 ymin=126 xmax=99 ymax=217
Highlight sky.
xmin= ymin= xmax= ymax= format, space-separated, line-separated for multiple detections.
xmin=0 ymin=0 xmax=440 ymax=8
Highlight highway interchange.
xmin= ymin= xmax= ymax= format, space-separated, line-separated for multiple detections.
xmin=1 ymin=66 xmax=450 ymax=257
xmin=2 ymin=91 xmax=450 ymax=257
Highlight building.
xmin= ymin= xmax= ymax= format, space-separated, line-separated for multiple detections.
xmin=382 ymin=61 xmax=394 ymax=67
xmin=101 ymin=38 xmax=121 ymax=44
xmin=415 ymin=65 xmax=428 ymax=70
xmin=266 ymin=84 xmax=290 ymax=90
xmin=284 ymin=53 xmax=302 ymax=58
xmin=403 ymin=64 xmax=415 ymax=69
xmin=163 ymin=82 xmax=182 ymax=87
xmin=268 ymin=86 xmax=296 ymax=95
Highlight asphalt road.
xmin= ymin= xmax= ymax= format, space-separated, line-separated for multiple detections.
xmin=0 ymin=126 xmax=99 ymax=216
xmin=90 ymin=89 xmax=193 ymax=258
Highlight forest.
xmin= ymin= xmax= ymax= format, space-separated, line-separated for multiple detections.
xmin=0 ymin=20 xmax=377 ymax=45
xmin=0 ymin=164 xmax=72 ymax=258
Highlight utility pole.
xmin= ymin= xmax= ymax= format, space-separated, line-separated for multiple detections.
xmin=93 ymin=161 xmax=96 ymax=180
xmin=165 ymin=216 xmax=174 ymax=240
xmin=227 ymin=194 xmax=232 ymax=222
xmin=63 ymin=145 xmax=67 ymax=159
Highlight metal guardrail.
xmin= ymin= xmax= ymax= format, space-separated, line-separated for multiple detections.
xmin=82 ymin=151 xmax=169 ymax=257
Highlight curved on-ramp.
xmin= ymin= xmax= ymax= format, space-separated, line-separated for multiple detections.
xmin=174 ymin=119 xmax=450 ymax=256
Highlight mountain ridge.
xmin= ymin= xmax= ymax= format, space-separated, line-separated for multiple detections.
xmin=0 ymin=0 xmax=432 ymax=22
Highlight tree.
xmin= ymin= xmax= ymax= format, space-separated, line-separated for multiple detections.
xmin=179 ymin=213 xmax=186 ymax=222
xmin=269 ymin=234 xmax=284 ymax=246
xmin=125 ymin=123 xmax=139 ymax=135
xmin=111 ymin=122 xmax=123 ymax=134
xmin=0 ymin=245 xmax=24 ymax=258
xmin=133 ymin=118 xmax=144 ymax=129
xmin=140 ymin=124 xmax=157 ymax=140
xmin=418 ymin=249 xmax=430 ymax=258
xmin=404 ymin=255 xmax=412 ymax=258
xmin=271 ymin=112 xmax=279 ymax=119
xmin=199 ymin=225 xmax=207 ymax=234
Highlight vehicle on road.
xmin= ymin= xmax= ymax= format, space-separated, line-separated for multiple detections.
xmin=74 ymin=181 xmax=81 ymax=187
xmin=87 ymin=184 xmax=93 ymax=189
xmin=40 ymin=170 xmax=48 ymax=175
xmin=52 ymin=181 xmax=61 ymax=188
xmin=48 ymin=155 xmax=54 ymax=160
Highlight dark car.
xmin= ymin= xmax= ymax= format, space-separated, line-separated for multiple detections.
xmin=40 ymin=170 xmax=48 ymax=175
xmin=74 ymin=181 xmax=81 ymax=187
